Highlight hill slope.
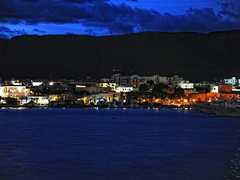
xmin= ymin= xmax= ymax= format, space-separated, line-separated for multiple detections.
xmin=0 ymin=30 xmax=240 ymax=81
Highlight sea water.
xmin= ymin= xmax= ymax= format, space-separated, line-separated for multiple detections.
xmin=0 ymin=108 xmax=240 ymax=180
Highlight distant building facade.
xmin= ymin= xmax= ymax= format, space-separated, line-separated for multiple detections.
xmin=0 ymin=86 xmax=29 ymax=98
xmin=177 ymin=81 xmax=194 ymax=89
xmin=167 ymin=75 xmax=184 ymax=86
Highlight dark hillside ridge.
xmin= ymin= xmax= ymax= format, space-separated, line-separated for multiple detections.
xmin=1 ymin=30 xmax=240 ymax=82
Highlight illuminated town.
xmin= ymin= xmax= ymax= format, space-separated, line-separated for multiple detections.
xmin=0 ymin=74 xmax=239 ymax=108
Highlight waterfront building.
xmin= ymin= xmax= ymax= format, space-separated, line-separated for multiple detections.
xmin=210 ymin=85 xmax=218 ymax=93
xmin=84 ymin=92 xmax=120 ymax=104
xmin=0 ymin=86 xmax=30 ymax=98
xmin=218 ymin=84 xmax=232 ymax=93
xmin=24 ymin=95 xmax=49 ymax=106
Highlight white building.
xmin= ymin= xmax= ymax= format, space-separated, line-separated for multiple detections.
xmin=24 ymin=95 xmax=49 ymax=106
xmin=210 ymin=85 xmax=218 ymax=93
xmin=32 ymin=81 xmax=43 ymax=86
xmin=31 ymin=81 xmax=44 ymax=92
xmin=115 ymin=86 xmax=133 ymax=93
xmin=10 ymin=79 xmax=23 ymax=86
xmin=223 ymin=77 xmax=237 ymax=85
xmin=0 ymin=86 xmax=29 ymax=98
xmin=177 ymin=81 xmax=194 ymax=89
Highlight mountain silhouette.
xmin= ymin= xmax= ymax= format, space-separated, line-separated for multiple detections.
xmin=0 ymin=30 xmax=239 ymax=82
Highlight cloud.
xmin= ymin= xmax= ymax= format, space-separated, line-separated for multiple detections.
xmin=0 ymin=0 xmax=239 ymax=36
xmin=15 ymin=29 xmax=27 ymax=35
xmin=63 ymin=0 xmax=109 ymax=2
xmin=22 ymin=0 xmax=40 ymax=2
xmin=0 ymin=26 xmax=27 ymax=38
xmin=218 ymin=2 xmax=240 ymax=19
xmin=33 ymin=28 xmax=46 ymax=33
xmin=0 ymin=26 xmax=14 ymax=33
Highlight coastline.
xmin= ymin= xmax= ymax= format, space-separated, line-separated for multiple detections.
xmin=0 ymin=103 xmax=191 ymax=109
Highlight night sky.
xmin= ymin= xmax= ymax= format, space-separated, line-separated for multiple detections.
xmin=0 ymin=0 xmax=239 ymax=39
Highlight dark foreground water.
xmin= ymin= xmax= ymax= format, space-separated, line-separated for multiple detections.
xmin=0 ymin=108 xmax=240 ymax=180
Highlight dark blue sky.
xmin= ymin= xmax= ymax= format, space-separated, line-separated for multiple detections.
xmin=0 ymin=0 xmax=239 ymax=39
